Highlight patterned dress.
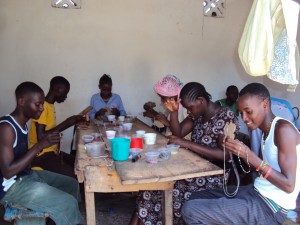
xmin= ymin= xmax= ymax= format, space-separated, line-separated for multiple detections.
xmin=136 ymin=107 xmax=239 ymax=225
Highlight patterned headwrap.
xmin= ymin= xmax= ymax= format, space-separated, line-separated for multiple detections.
xmin=153 ymin=75 xmax=183 ymax=97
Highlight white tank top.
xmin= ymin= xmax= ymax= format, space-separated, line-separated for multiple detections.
xmin=254 ymin=117 xmax=300 ymax=209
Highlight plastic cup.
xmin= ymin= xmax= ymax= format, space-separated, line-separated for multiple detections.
xmin=106 ymin=130 xmax=116 ymax=139
xmin=144 ymin=133 xmax=157 ymax=145
xmin=136 ymin=130 xmax=146 ymax=137
xmin=118 ymin=116 xmax=125 ymax=122
xmin=159 ymin=148 xmax=171 ymax=159
xmin=110 ymin=138 xmax=130 ymax=161
xmin=122 ymin=123 xmax=133 ymax=131
xmin=107 ymin=115 xmax=116 ymax=122
xmin=130 ymin=137 xmax=143 ymax=149
xmin=166 ymin=144 xmax=180 ymax=155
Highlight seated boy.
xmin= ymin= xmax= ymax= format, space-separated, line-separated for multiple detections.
xmin=29 ymin=76 xmax=83 ymax=176
xmin=0 ymin=81 xmax=83 ymax=225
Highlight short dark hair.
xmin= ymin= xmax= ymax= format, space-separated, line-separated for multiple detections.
xmin=99 ymin=74 xmax=112 ymax=86
xmin=50 ymin=76 xmax=70 ymax=89
xmin=180 ymin=82 xmax=211 ymax=103
xmin=15 ymin=81 xmax=44 ymax=99
xmin=226 ymin=85 xmax=238 ymax=93
xmin=239 ymin=83 xmax=270 ymax=101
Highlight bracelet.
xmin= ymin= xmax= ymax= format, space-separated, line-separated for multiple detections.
xmin=256 ymin=161 xmax=264 ymax=171
xmin=263 ymin=166 xmax=273 ymax=179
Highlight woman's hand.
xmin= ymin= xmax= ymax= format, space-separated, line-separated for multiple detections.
xmin=167 ymin=135 xmax=186 ymax=147
xmin=164 ymin=98 xmax=180 ymax=112
xmin=155 ymin=113 xmax=170 ymax=127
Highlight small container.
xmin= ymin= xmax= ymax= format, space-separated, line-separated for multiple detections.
xmin=159 ymin=148 xmax=170 ymax=159
xmin=130 ymin=137 xmax=143 ymax=149
xmin=85 ymin=142 xmax=106 ymax=157
xmin=287 ymin=210 xmax=297 ymax=222
xmin=118 ymin=116 xmax=125 ymax=122
xmin=82 ymin=135 xmax=94 ymax=144
xmin=166 ymin=144 xmax=180 ymax=155
xmin=144 ymin=133 xmax=157 ymax=145
xmin=106 ymin=130 xmax=116 ymax=139
xmin=107 ymin=115 xmax=116 ymax=122
xmin=122 ymin=123 xmax=133 ymax=131
xmin=110 ymin=138 xmax=130 ymax=161
xmin=145 ymin=151 xmax=160 ymax=164
xmin=136 ymin=130 xmax=146 ymax=137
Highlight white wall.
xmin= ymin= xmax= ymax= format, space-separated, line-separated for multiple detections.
xmin=0 ymin=0 xmax=299 ymax=152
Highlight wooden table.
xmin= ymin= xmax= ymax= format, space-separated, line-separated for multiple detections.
xmin=75 ymin=119 xmax=223 ymax=225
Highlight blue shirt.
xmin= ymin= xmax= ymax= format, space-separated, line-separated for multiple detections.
xmin=89 ymin=93 xmax=126 ymax=120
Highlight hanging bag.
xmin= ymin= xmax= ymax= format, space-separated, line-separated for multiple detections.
xmin=238 ymin=0 xmax=281 ymax=76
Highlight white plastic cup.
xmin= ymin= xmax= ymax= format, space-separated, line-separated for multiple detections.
xmin=107 ymin=115 xmax=116 ymax=122
xmin=122 ymin=123 xmax=133 ymax=131
xmin=136 ymin=130 xmax=146 ymax=137
xmin=118 ymin=116 xmax=125 ymax=122
xmin=106 ymin=130 xmax=116 ymax=139
xmin=144 ymin=133 xmax=157 ymax=145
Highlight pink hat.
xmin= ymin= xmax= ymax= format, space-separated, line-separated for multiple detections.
xmin=153 ymin=75 xmax=183 ymax=97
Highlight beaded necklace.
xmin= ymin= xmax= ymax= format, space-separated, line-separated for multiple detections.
xmin=262 ymin=115 xmax=276 ymax=150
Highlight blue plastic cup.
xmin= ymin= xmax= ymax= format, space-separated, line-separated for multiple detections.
xmin=110 ymin=138 xmax=130 ymax=161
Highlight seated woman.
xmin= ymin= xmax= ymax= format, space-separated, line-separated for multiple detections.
xmin=89 ymin=74 xmax=126 ymax=120
xmin=181 ymin=83 xmax=300 ymax=225
xmin=130 ymin=82 xmax=239 ymax=225
xmin=142 ymin=75 xmax=189 ymax=136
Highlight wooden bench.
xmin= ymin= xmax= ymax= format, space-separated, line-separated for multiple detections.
xmin=4 ymin=205 xmax=48 ymax=225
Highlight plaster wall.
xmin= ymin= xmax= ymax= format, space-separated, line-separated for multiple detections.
xmin=0 ymin=0 xmax=299 ymax=152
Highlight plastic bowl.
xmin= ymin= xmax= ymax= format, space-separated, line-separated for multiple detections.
xmin=145 ymin=151 xmax=160 ymax=164
xmin=122 ymin=122 xmax=133 ymax=131
xmin=158 ymin=148 xmax=171 ymax=159
xmin=82 ymin=135 xmax=94 ymax=144
xmin=85 ymin=142 xmax=106 ymax=157
xmin=166 ymin=144 xmax=180 ymax=155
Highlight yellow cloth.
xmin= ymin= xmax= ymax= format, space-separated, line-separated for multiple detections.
xmin=238 ymin=0 xmax=283 ymax=76
xmin=29 ymin=102 xmax=58 ymax=155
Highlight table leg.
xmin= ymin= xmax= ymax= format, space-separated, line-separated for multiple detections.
xmin=163 ymin=189 xmax=173 ymax=225
xmin=85 ymin=190 xmax=96 ymax=225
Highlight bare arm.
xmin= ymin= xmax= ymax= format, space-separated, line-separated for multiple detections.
xmin=0 ymin=123 xmax=60 ymax=179
xmin=168 ymin=135 xmax=230 ymax=161
xmin=36 ymin=115 xmax=83 ymax=140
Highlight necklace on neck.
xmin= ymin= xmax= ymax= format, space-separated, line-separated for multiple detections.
xmin=262 ymin=115 xmax=276 ymax=150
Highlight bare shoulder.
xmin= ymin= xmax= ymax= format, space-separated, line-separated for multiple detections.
xmin=0 ymin=122 xmax=15 ymax=144
xmin=275 ymin=119 xmax=300 ymax=143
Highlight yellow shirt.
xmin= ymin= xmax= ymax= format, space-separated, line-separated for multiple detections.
xmin=29 ymin=102 xmax=58 ymax=155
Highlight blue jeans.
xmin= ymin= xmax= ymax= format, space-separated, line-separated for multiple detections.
xmin=0 ymin=170 xmax=84 ymax=225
